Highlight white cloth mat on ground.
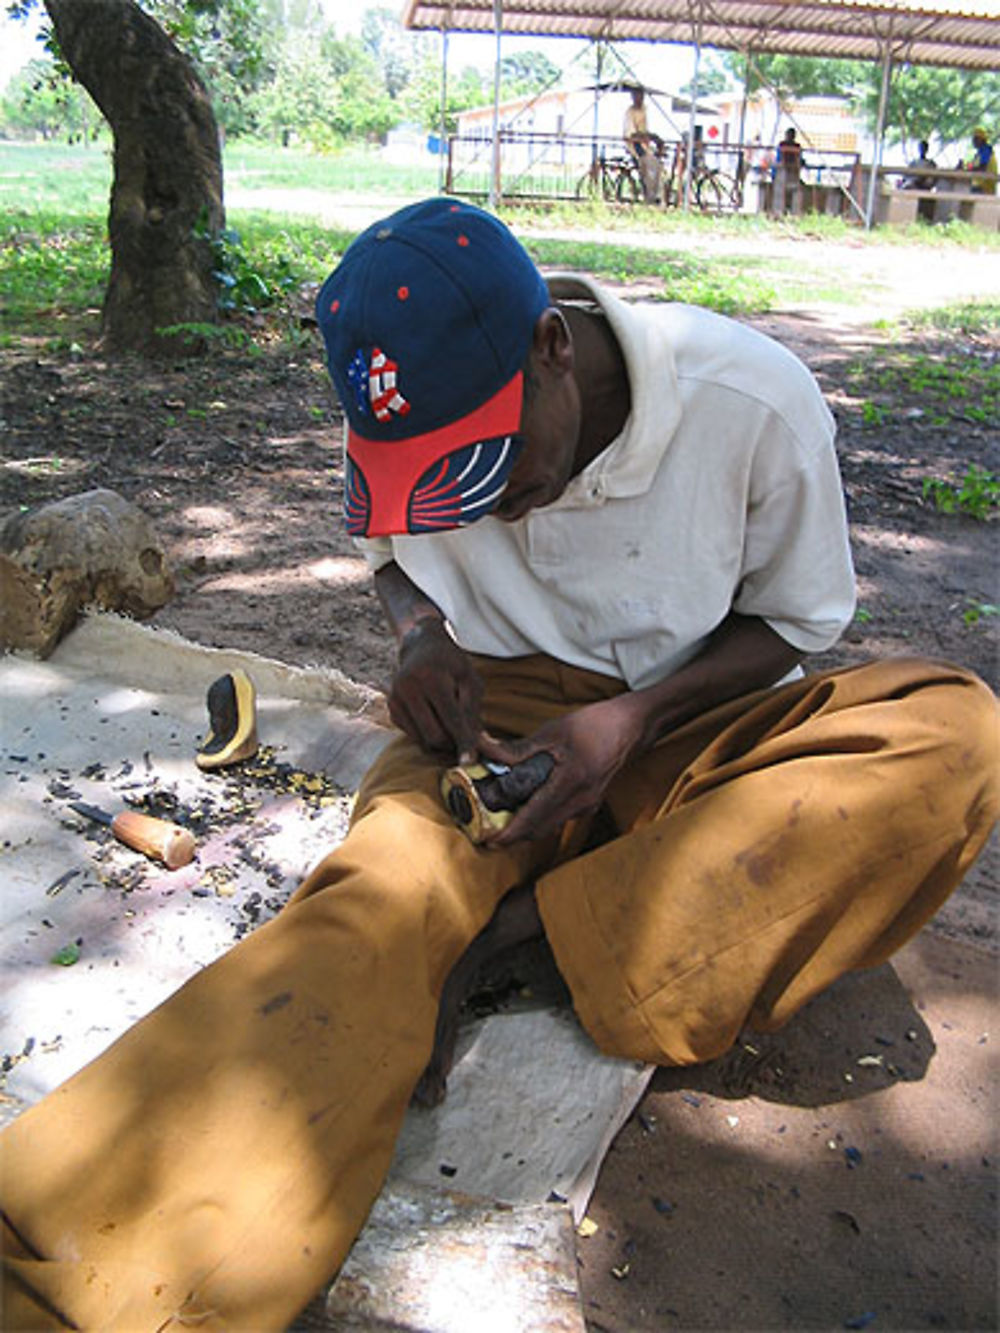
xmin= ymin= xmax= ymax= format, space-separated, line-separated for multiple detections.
xmin=0 ymin=615 xmax=652 ymax=1327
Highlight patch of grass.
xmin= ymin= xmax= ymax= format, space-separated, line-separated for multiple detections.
xmin=0 ymin=141 xmax=112 ymax=215
xmin=523 ymin=234 xmax=776 ymax=316
xmin=922 ymin=466 xmax=999 ymax=521
xmin=861 ymin=400 xmax=888 ymax=428
xmin=842 ymin=340 xmax=999 ymax=436
xmin=1 ymin=212 xmax=108 ymax=327
xmin=225 ymin=141 xmax=440 ymax=197
xmin=902 ymin=299 xmax=1000 ymax=338
xmin=0 ymin=206 xmax=354 ymax=340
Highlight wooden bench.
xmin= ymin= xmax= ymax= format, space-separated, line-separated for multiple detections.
xmin=875 ymin=166 xmax=999 ymax=231
xmin=880 ymin=187 xmax=998 ymax=229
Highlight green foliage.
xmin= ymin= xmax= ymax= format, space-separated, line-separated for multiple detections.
xmin=6 ymin=0 xmax=276 ymax=137
xmin=0 ymin=57 xmax=100 ymax=143
xmin=361 ymin=6 xmax=419 ymax=100
xmin=4 ymin=0 xmax=404 ymax=144
xmin=855 ymin=66 xmax=1000 ymax=156
xmin=246 ymin=40 xmax=396 ymax=148
xmin=679 ymin=54 xmax=732 ymax=97
xmin=399 ymin=57 xmax=488 ymax=135
xmin=150 ymin=0 xmax=274 ymax=126
xmin=194 ymin=212 xmax=297 ymax=313
xmin=726 ymin=51 xmax=864 ymax=101
xmin=922 ymin=467 xmax=999 ymax=522
xmin=962 ymin=598 xmax=999 ymax=627
xmin=156 ymin=320 xmax=256 ymax=349
xmin=499 ymin=50 xmax=562 ymax=97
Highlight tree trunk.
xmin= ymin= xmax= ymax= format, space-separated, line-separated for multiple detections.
xmin=44 ymin=0 xmax=224 ymax=356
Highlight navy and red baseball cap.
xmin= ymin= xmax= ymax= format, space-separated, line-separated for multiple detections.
xmin=316 ymin=198 xmax=550 ymax=537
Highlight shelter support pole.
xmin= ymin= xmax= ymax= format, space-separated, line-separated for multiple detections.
xmin=684 ymin=11 xmax=703 ymax=212
xmin=865 ymin=37 xmax=893 ymax=230
xmin=490 ymin=0 xmax=503 ymax=210
xmin=735 ymin=48 xmax=751 ymax=198
xmin=591 ymin=40 xmax=603 ymax=168
xmin=438 ymin=27 xmax=449 ymax=194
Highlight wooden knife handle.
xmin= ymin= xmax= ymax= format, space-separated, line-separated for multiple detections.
xmin=110 ymin=811 xmax=197 ymax=870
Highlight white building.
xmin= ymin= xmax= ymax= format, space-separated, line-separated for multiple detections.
xmin=455 ymin=81 xmax=720 ymax=160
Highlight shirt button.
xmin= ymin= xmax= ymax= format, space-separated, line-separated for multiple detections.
xmin=590 ymin=482 xmax=604 ymax=500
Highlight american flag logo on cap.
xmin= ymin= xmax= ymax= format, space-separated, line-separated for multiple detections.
xmin=346 ymin=349 xmax=370 ymax=416
xmin=369 ymin=348 xmax=410 ymax=421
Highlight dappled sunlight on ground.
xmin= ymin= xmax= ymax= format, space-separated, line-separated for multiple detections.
xmin=200 ymin=556 xmax=370 ymax=595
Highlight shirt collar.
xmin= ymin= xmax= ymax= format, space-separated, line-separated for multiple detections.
xmin=545 ymin=274 xmax=682 ymax=507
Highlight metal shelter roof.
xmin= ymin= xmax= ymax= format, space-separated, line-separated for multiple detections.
xmin=402 ymin=0 xmax=1000 ymax=71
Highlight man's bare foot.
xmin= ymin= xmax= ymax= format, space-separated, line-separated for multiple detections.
xmin=412 ymin=882 xmax=543 ymax=1108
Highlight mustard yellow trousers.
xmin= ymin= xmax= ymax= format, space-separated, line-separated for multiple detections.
xmin=2 ymin=655 xmax=997 ymax=1331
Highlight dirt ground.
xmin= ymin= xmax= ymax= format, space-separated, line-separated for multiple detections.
xmin=1 ymin=229 xmax=997 ymax=1330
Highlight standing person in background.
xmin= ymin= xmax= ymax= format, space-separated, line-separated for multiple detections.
xmin=669 ymin=125 xmax=705 ymax=208
xmin=747 ymin=134 xmax=776 ymax=212
xmin=772 ymin=127 xmax=804 ymax=215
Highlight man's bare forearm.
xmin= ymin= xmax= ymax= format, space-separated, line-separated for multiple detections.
xmin=618 ymin=612 xmax=805 ymax=757
xmin=374 ymin=561 xmax=447 ymax=646
xmin=374 ymin=561 xmax=483 ymax=757
xmin=479 ymin=612 xmax=806 ymax=846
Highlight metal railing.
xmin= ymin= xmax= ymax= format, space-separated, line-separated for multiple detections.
xmin=445 ymin=130 xmax=860 ymax=216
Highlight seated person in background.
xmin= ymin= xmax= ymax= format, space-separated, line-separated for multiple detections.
xmin=902 ymin=140 xmax=937 ymax=190
xmin=623 ymin=86 xmax=663 ymax=203
xmin=902 ymin=139 xmax=938 ymax=221
xmin=963 ymin=128 xmax=997 ymax=195
xmin=623 ymin=86 xmax=652 ymax=160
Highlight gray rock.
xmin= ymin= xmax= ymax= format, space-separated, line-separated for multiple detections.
xmin=0 ymin=488 xmax=173 ymax=657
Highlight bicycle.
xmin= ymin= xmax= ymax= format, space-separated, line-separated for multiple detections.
xmin=661 ymin=146 xmax=743 ymax=213
xmin=575 ymin=152 xmax=643 ymax=205
xmin=694 ymin=166 xmax=743 ymax=213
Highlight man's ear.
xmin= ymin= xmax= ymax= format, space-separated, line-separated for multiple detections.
xmin=531 ymin=307 xmax=573 ymax=375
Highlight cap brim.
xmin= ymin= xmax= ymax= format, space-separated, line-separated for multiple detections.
xmin=345 ymin=373 xmax=524 ymax=537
